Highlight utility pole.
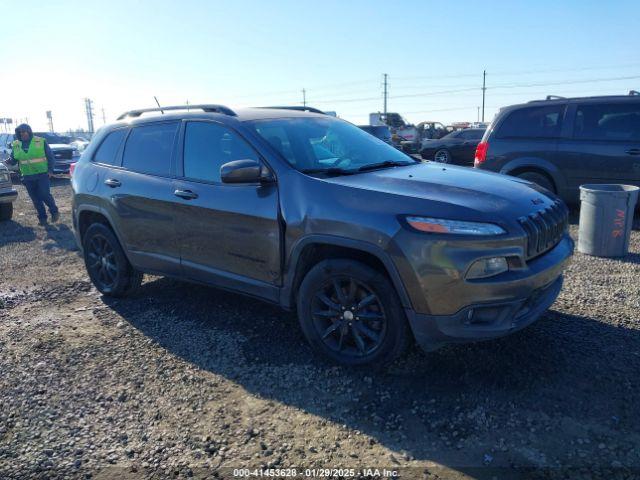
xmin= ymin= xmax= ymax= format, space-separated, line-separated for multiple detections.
xmin=101 ymin=107 xmax=106 ymax=125
xmin=481 ymin=70 xmax=486 ymax=123
xmin=477 ymin=106 xmax=480 ymax=123
xmin=84 ymin=98 xmax=95 ymax=134
xmin=382 ymin=73 xmax=388 ymax=115
xmin=302 ymin=88 xmax=306 ymax=107
xmin=46 ymin=111 xmax=54 ymax=132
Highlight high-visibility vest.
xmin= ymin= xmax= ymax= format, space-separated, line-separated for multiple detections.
xmin=12 ymin=136 xmax=49 ymax=176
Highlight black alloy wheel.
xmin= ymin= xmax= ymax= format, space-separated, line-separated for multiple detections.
xmin=297 ymin=259 xmax=410 ymax=366
xmin=311 ymin=277 xmax=387 ymax=357
xmin=86 ymin=233 xmax=118 ymax=291
xmin=82 ymin=223 xmax=142 ymax=297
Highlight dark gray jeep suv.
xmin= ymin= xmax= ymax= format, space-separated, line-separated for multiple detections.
xmin=474 ymin=93 xmax=640 ymax=203
xmin=72 ymin=104 xmax=573 ymax=366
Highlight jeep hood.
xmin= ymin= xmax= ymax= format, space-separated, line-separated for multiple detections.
xmin=322 ymin=162 xmax=557 ymax=218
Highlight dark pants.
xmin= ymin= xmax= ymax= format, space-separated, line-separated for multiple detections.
xmin=22 ymin=173 xmax=59 ymax=221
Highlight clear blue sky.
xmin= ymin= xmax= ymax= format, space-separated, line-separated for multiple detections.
xmin=2 ymin=0 xmax=639 ymax=131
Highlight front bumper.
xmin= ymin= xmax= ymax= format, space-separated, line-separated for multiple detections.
xmin=53 ymin=159 xmax=74 ymax=174
xmin=404 ymin=234 xmax=573 ymax=351
xmin=0 ymin=188 xmax=18 ymax=204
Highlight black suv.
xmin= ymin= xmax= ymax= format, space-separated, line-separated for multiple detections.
xmin=72 ymin=104 xmax=573 ymax=366
xmin=474 ymin=93 xmax=640 ymax=203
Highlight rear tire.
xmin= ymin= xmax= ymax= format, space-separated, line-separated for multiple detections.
xmin=297 ymin=259 xmax=410 ymax=367
xmin=0 ymin=203 xmax=13 ymax=221
xmin=516 ymin=171 xmax=555 ymax=193
xmin=82 ymin=223 xmax=142 ymax=297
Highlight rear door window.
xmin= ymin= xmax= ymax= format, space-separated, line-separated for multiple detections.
xmin=460 ymin=129 xmax=485 ymax=140
xmin=92 ymin=129 xmax=128 ymax=165
xmin=497 ymin=105 xmax=565 ymax=139
xmin=574 ymin=103 xmax=640 ymax=141
xmin=122 ymin=122 xmax=179 ymax=176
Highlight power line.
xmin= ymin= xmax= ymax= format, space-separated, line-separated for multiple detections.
xmin=489 ymin=62 xmax=640 ymax=77
xmin=226 ymin=63 xmax=640 ymax=106
xmin=311 ymin=74 xmax=640 ymax=105
xmin=489 ymin=74 xmax=640 ymax=90
xmin=393 ymin=62 xmax=640 ymax=82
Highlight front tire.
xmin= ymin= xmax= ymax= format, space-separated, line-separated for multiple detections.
xmin=297 ymin=259 xmax=410 ymax=367
xmin=0 ymin=203 xmax=13 ymax=221
xmin=82 ymin=223 xmax=142 ymax=297
xmin=434 ymin=149 xmax=451 ymax=163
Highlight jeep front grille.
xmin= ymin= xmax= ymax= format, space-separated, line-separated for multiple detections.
xmin=518 ymin=201 xmax=569 ymax=260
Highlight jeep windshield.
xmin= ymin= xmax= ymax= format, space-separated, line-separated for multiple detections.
xmin=249 ymin=117 xmax=417 ymax=175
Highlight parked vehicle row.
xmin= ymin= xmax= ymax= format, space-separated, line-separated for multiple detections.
xmin=420 ymin=128 xmax=485 ymax=165
xmin=71 ymin=104 xmax=572 ymax=366
xmin=475 ymin=93 xmax=640 ymax=204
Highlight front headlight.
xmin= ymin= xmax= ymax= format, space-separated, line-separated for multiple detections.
xmin=405 ymin=216 xmax=506 ymax=235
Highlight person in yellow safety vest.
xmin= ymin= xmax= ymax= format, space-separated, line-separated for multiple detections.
xmin=6 ymin=124 xmax=59 ymax=225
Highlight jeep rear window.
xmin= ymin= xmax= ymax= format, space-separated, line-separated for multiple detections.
xmin=93 ymin=129 xmax=127 ymax=166
xmin=497 ymin=105 xmax=564 ymax=139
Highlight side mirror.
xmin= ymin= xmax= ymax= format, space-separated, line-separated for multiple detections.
xmin=220 ymin=159 xmax=274 ymax=184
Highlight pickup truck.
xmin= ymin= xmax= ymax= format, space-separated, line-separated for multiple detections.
xmin=0 ymin=162 xmax=17 ymax=221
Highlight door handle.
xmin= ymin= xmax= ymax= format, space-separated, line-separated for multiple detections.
xmin=104 ymin=178 xmax=121 ymax=188
xmin=174 ymin=189 xmax=198 ymax=200
xmin=625 ymin=148 xmax=640 ymax=156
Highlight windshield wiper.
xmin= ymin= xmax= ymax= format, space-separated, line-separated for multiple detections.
xmin=300 ymin=167 xmax=356 ymax=176
xmin=357 ymin=160 xmax=415 ymax=172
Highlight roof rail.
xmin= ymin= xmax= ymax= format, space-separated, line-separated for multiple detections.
xmin=117 ymin=104 xmax=236 ymax=120
xmin=545 ymin=95 xmax=566 ymax=100
xmin=630 ymin=90 xmax=639 ymax=96
xmin=259 ymin=106 xmax=326 ymax=114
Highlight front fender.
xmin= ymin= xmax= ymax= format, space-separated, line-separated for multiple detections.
xmin=280 ymin=234 xmax=412 ymax=311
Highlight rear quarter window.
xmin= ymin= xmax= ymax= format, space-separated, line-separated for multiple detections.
xmin=92 ymin=129 xmax=128 ymax=165
xmin=574 ymin=102 xmax=640 ymax=141
xmin=496 ymin=105 xmax=565 ymax=139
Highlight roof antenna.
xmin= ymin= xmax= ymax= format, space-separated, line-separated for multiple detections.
xmin=153 ymin=96 xmax=165 ymax=114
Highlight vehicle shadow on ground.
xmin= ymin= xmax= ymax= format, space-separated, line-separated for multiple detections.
xmin=0 ymin=220 xmax=36 ymax=244
xmin=43 ymin=223 xmax=78 ymax=253
xmin=104 ymin=276 xmax=640 ymax=467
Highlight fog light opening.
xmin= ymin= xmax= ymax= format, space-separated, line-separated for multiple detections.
xmin=466 ymin=257 xmax=508 ymax=279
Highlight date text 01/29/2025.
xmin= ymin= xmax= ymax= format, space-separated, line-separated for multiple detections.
xmin=232 ymin=468 xmax=399 ymax=477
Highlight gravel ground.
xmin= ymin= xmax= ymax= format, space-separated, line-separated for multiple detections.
xmin=1 ymin=178 xmax=639 ymax=480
